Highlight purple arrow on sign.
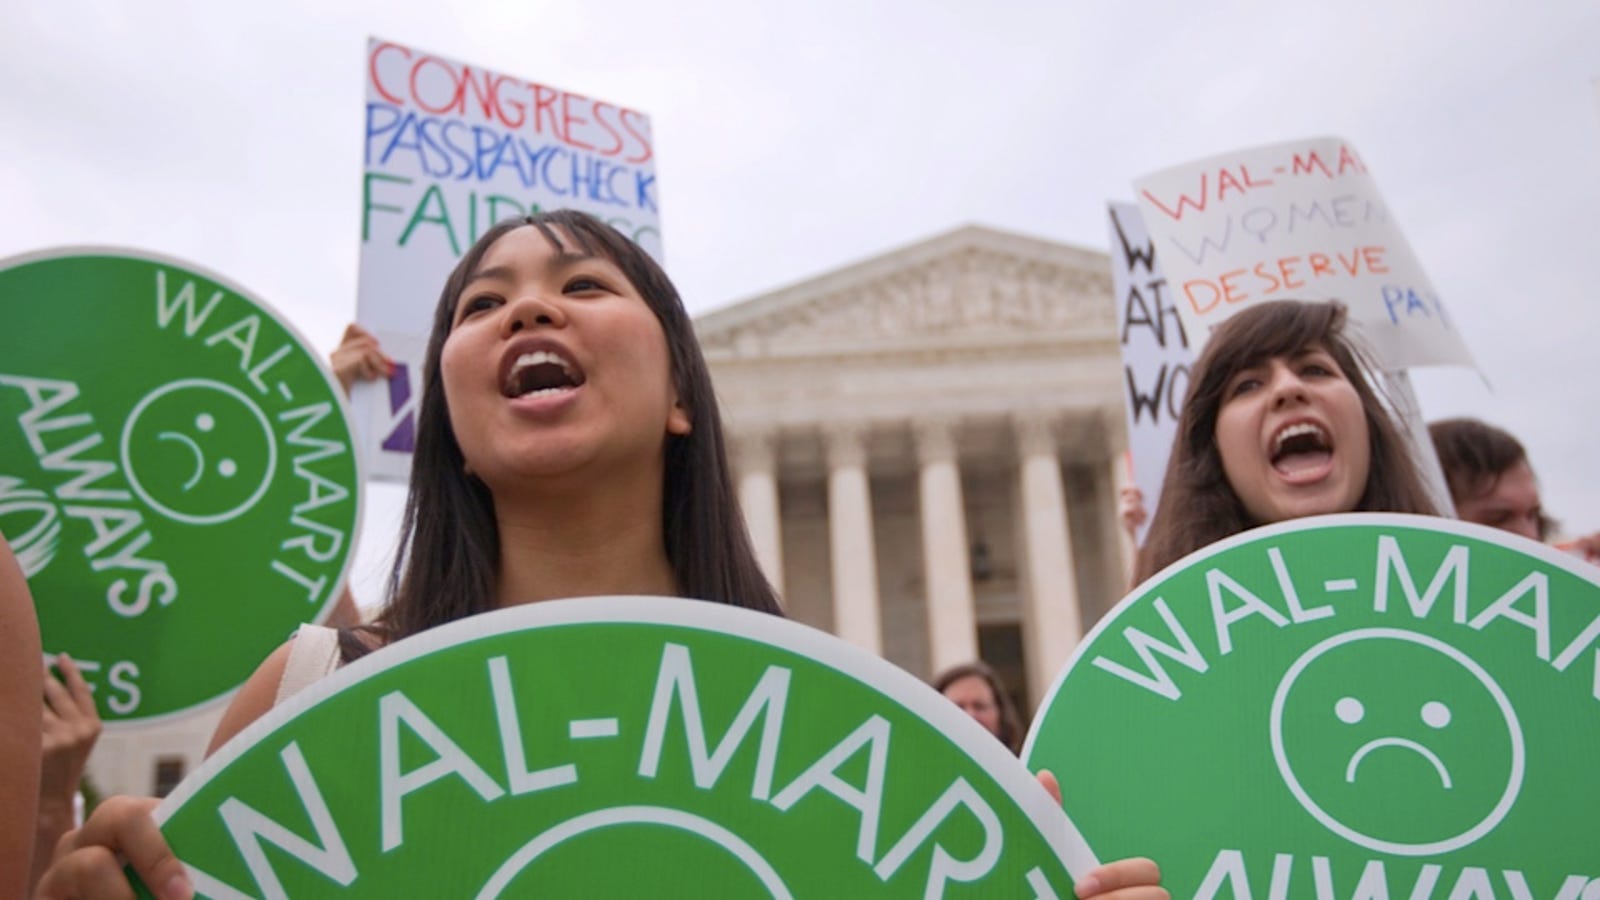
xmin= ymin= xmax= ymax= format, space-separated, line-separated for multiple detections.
xmin=381 ymin=363 xmax=415 ymax=453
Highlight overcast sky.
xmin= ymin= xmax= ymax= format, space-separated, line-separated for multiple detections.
xmin=4 ymin=0 xmax=1597 ymax=605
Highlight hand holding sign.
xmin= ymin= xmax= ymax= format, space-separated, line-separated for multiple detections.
xmin=34 ymin=796 xmax=181 ymax=900
xmin=329 ymin=323 xmax=395 ymax=394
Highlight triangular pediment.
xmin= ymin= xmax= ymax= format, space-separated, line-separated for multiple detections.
xmin=694 ymin=225 xmax=1114 ymax=358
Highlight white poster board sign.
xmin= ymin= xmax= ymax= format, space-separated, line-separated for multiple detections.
xmin=1108 ymin=203 xmax=1191 ymax=546
xmin=1133 ymin=136 xmax=1475 ymax=371
xmin=354 ymin=38 xmax=662 ymax=481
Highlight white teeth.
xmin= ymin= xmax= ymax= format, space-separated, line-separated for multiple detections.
xmin=1274 ymin=422 xmax=1326 ymax=454
xmin=506 ymin=349 xmax=580 ymax=398
xmin=511 ymin=350 xmax=574 ymax=379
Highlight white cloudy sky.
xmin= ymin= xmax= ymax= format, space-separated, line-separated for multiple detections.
xmin=4 ymin=0 xmax=1597 ymax=605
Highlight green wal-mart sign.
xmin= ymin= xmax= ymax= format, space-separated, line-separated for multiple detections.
xmin=1027 ymin=514 xmax=1600 ymax=897
xmin=0 ymin=248 xmax=360 ymax=724
xmin=142 ymin=597 xmax=1093 ymax=896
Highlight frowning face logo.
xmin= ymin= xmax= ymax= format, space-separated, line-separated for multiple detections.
xmin=1270 ymin=628 xmax=1524 ymax=856
xmin=120 ymin=379 xmax=277 ymax=525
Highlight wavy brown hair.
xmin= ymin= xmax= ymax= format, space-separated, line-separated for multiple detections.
xmin=1429 ymin=417 xmax=1555 ymax=540
xmin=345 ymin=211 xmax=780 ymax=659
xmin=1133 ymin=300 xmax=1437 ymax=585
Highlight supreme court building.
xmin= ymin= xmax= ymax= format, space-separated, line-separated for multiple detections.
xmin=85 ymin=224 xmax=1132 ymax=798
xmin=704 ymin=224 xmax=1132 ymax=713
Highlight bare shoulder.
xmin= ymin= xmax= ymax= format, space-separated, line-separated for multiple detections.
xmin=0 ymin=537 xmax=39 ymax=644
xmin=0 ymin=539 xmax=41 ymax=900
xmin=204 ymin=626 xmax=386 ymax=757
xmin=205 ymin=639 xmax=295 ymax=757
xmin=0 ymin=536 xmax=41 ymax=709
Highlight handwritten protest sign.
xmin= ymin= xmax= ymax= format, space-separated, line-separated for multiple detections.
xmin=355 ymin=38 xmax=661 ymax=481
xmin=0 ymin=249 xmax=360 ymax=724
xmin=137 ymin=597 xmax=1093 ymax=897
xmin=1026 ymin=514 xmax=1600 ymax=896
xmin=1108 ymin=203 xmax=1191 ymax=545
xmin=1133 ymin=137 xmax=1476 ymax=371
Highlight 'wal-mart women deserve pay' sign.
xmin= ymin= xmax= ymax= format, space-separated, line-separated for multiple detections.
xmin=1133 ymin=136 xmax=1477 ymax=372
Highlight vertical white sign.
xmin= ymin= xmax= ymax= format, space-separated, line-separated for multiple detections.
xmin=354 ymin=38 xmax=662 ymax=481
xmin=1133 ymin=136 xmax=1475 ymax=372
xmin=1108 ymin=203 xmax=1191 ymax=546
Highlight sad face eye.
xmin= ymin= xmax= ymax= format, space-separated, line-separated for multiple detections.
xmin=1335 ymin=696 xmax=1364 ymax=724
xmin=1421 ymin=700 xmax=1451 ymax=729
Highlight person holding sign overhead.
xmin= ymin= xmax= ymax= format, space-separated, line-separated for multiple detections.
xmin=36 ymin=212 xmax=1165 ymax=899
xmin=1133 ymin=300 xmax=1439 ymax=585
xmin=328 ymin=322 xmax=396 ymax=393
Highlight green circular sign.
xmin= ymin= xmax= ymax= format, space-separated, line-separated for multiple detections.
xmin=1025 ymin=514 xmax=1600 ymax=896
xmin=0 ymin=248 xmax=361 ymax=725
xmin=146 ymin=597 xmax=1092 ymax=896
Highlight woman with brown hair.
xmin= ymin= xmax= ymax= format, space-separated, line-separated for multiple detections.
xmin=1134 ymin=300 xmax=1438 ymax=585
xmin=934 ymin=661 xmax=1026 ymax=754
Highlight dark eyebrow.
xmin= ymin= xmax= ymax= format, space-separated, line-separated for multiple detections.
xmin=463 ymin=264 xmax=516 ymax=285
xmin=552 ymin=250 xmax=599 ymax=266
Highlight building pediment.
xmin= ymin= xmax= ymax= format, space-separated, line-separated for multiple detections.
xmin=695 ymin=225 xmax=1114 ymax=359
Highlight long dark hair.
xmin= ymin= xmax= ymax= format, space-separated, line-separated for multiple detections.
xmin=1133 ymin=300 xmax=1437 ymax=585
xmin=349 ymin=211 xmax=780 ymax=657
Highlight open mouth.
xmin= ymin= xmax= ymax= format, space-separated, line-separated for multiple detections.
xmin=502 ymin=349 xmax=586 ymax=399
xmin=1271 ymin=422 xmax=1333 ymax=477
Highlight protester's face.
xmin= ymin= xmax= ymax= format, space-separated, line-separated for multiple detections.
xmin=1455 ymin=460 xmax=1543 ymax=541
xmin=943 ymin=675 xmax=1003 ymax=738
xmin=1215 ymin=347 xmax=1370 ymax=525
xmin=440 ymin=226 xmax=688 ymax=492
